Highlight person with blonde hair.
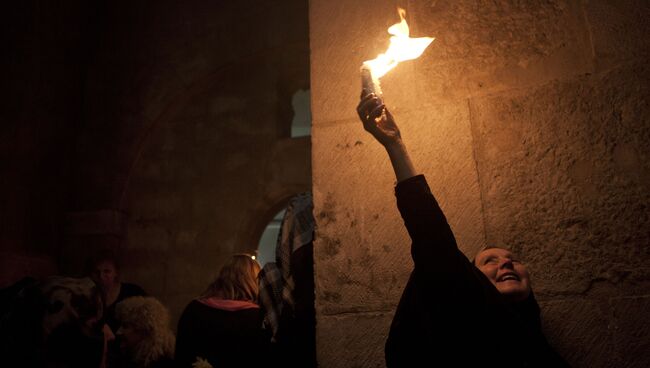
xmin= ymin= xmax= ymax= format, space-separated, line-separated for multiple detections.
xmin=175 ymin=254 xmax=271 ymax=368
xmin=114 ymin=296 xmax=175 ymax=368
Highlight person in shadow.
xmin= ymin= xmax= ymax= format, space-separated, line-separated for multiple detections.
xmin=87 ymin=250 xmax=146 ymax=335
xmin=87 ymin=249 xmax=146 ymax=367
xmin=258 ymin=192 xmax=316 ymax=368
xmin=0 ymin=276 xmax=105 ymax=367
xmin=175 ymin=254 xmax=271 ymax=368
xmin=113 ymin=296 xmax=175 ymax=368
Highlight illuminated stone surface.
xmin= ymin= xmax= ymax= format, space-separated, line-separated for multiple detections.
xmin=311 ymin=0 xmax=650 ymax=366
xmin=317 ymin=312 xmax=392 ymax=368
xmin=469 ymin=63 xmax=650 ymax=296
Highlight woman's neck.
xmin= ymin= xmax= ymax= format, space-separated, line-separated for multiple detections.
xmin=104 ymin=282 xmax=121 ymax=307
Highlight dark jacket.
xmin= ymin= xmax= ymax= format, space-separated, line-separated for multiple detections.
xmin=385 ymin=175 xmax=569 ymax=367
xmin=105 ymin=282 xmax=146 ymax=333
xmin=175 ymin=300 xmax=271 ymax=368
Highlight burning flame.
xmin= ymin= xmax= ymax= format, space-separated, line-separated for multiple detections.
xmin=363 ymin=8 xmax=434 ymax=79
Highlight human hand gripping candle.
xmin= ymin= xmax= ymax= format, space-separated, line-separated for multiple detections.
xmin=360 ymin=7 xmax=434 ymax=99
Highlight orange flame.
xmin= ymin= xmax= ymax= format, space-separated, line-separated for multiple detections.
xmin=363 ymin=8 xmax=434 ymax=79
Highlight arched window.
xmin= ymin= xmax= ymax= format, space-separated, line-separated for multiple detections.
xmin=256 ymin=209 xmax=286 ymax=266
xmin=290 ymin=89 xmax=311 ymax=137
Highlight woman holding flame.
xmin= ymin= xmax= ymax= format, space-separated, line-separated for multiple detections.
xmin=356 ymin=91 xmax=570 ymax=367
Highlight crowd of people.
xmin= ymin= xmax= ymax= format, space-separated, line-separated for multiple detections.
xmin=0 ymin=247 xmax=313 ymax=368
xmin=0 ymin=89 xmax=569 ymax=367
xmin=0 ymin=190 xmax=316 ymax=368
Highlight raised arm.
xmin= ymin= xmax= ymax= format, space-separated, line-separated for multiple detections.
xmin=356 ymin=90 xmax=417 ymax=182
xmin=356 ymin=91 xmax=468 ymax=275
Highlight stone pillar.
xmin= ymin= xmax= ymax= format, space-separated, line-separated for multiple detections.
xmin=310 ymin=1 xmax=650 ymax=367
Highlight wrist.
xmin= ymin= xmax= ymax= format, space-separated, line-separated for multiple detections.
xmin=385 ymin=139 xmax=405 ymax=153
xmin=384 ymin=139 xmax=417 ymax=182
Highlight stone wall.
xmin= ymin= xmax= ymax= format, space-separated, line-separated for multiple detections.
xmin=88 ymin=1 xmax=312 ymax=325
xmin=310 ymin=1 xmax=650 ymax=367
xmin=0 ymin=1 xmax=91 ymax=285
xmin=1 ymin=0 xmax=312 ymax=328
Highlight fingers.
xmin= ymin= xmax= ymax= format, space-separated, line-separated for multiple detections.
xmin=359 ymin=92 xmax=378 ymax=109
xmin=383 ymin=106 xmax=394 ymax=121
xmin=361 ymin=104 xmax=386 ymax=136
xmin=368 ymin=104 xmax=385 ymax=121
xmin=357 ymin=93 xmax=383 ymax=122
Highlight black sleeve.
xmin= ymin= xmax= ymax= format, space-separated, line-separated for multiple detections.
xmin=174 ymin=302 xmax=198 ymax=368
xmin=121 ymin=283 xmax=146 ymax=298
xmin=395 ymin=175 xmax=491 ymax=304
xmin=395 ymin=175 xmax=467 ymax=273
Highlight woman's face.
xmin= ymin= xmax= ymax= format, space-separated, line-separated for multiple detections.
xmin=117 ymin=321 xmax=144 ymax=353
xmin=92 ymin=260 xmax=118 ymax=292
xmin=475 ymin=248 xmax=531 ymax=302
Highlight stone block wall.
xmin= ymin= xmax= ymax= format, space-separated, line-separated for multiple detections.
xmin=310 ymin=1 xmax=650 ymax=367
xmin=107 ymin=2 xmax=312 ymax=325
xmin=1 ymin=0 xmax=312 ymax=329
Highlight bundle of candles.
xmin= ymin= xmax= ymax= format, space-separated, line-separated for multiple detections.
xmin=360 ymin=7 xmax=435 ymax=98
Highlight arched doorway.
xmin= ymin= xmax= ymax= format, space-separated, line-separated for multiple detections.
xmin=256 ymin=208 xmax=286 ymax=266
